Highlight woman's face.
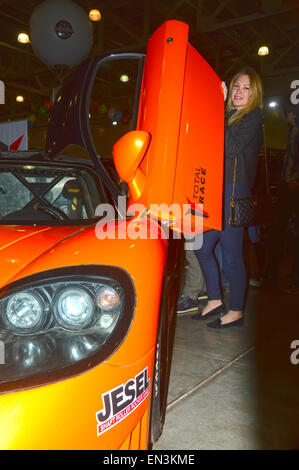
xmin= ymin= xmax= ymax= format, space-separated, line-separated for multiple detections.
xmin=231 ymin=74 xmax=250 ymax=109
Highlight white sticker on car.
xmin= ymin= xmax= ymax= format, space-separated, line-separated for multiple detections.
xmin=96 ymin=367 xmax=151 ymax=436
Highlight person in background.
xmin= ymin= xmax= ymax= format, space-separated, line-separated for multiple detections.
xmin=283 ymin=199 xmax=299 ymax=293
xmin=281 ymin=107 xmax=299 ymax=293
xmin=265 ymin=105 xmax=299 ymax=291
xmin=176 ymin=249 xmax=208 ymax=315
xmin=176 ymin=244 xmax=229 ymax=316
xmin=246 ymin=225 xmax=268 ymax=287
xmin=192 ymin=67 xmax=264 ymax=328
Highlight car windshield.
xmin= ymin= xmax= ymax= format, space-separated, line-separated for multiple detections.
xmin=0 ymin=162 xmax=106 ymax=225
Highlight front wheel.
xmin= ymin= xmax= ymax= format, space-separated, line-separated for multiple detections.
xmin=149 ymin=238 xmax=183 ymax=446
xmin=150 ymin=279 xmax=175 ymax=444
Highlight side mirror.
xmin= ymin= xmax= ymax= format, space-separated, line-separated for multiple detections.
xmin=113 ymin=130 xmax=151 ymax=201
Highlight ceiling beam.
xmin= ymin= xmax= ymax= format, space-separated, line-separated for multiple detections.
xmin=268 ymin=19 xmax=299 ymax=69
xmin=188 ymin=0 xmax=253 ymax=76
xmin=167 ymin=0 xmax=186 ymax=17
xmin=263 ymin=65 xmax=299 ymax=77
xmin=201 ymin=5 xmax=299 ymax=33
xmin=102 ymin=8 xmax=141 ymax=42
xmin=196 ymin=0 xmax=204 ymax=30
xmin=6 ymin=81 xmax=48 ymax=97
xmin=143 ymin=0 xmax=151 ymax=39
xmin=0 ymin=60 xmax=17 ymax=79
xmin=268 ymin=37 xmax=299 ymax=69
xmin=0 ymin=40 xmax=33 ymax=57
xmin=0 ymin=9 xmax=27 ymax=25
xmin=5 ymin=65 xmax=55 ymax=80
xmin=105 ymin=41 xmax=146 ymax=54
xmin=222 ymin=42 xmax=257 ymax=78
xmin=204 ymin=0 xmax=232 ymax=23
xmin=226 ymin=3 xmax=264 ymax=41
xmin=83 ymin=0 xmax=132 ymax=13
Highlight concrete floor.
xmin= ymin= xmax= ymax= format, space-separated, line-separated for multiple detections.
xmin=153 ymin=286 xmax=299 ymax=450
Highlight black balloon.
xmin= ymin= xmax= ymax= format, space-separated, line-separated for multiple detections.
xmin=30 ymin=0 xmax=93 ymax=67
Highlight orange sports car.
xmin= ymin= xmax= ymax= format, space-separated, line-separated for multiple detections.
xmin=0 ymin=20 xmax=224 ymax=449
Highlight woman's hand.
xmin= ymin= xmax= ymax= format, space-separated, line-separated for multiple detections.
xmin=221 ymin=81 xmax=228 ymax=101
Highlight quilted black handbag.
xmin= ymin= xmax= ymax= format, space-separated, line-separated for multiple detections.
xmin=229 ymin=129 xmax=276 ymax=227
xmin=229 ymin=191 xmax=275 ymax=227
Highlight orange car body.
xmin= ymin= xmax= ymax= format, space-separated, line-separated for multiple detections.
xmin=0 ymin=20 xmax=224 ymax=449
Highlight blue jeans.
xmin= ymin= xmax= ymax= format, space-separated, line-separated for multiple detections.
xmin=214 ymin=242 xmax=229 ymax=286
xmin=194 ymin=182 xmax=250 ymax=311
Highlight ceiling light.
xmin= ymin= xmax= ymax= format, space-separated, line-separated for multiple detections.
xmin=17 ymin=32 xmax=30 ymax=44
xmin=16 ymin=96 xmax=24 ymax=103
xmin=269 ymin=101 xmax=277 ymax=108
xmin=120 ymin=74 xmax=129 ymax=82
xmin=89 ymin=9 xmax=101 ymax=21
xmin=258 ymin=46 xmax=269 ymax=56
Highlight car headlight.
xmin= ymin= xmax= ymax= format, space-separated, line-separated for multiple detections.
xmin=5 ymin=292 xmax=47 ymax=332
xmin=0 ymin=266 xmax=135 ymax=393
xmin=54 ymin=287 xmax=95 ymax=329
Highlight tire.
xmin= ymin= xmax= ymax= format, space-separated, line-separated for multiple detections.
xmin=149 ymin=238 xmax=183 ymax=444
xmin=150 ymin=279 xmax=171 ymax=443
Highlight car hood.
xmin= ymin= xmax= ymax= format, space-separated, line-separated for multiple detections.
xmin=0 ymin=225 xmax=84 ymax=287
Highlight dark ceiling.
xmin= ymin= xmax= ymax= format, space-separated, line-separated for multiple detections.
xmin=0 ymin=0 xmax=299 ymax=121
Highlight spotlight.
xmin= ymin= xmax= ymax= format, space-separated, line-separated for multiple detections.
xmin=258 ymin=46 xmax=269 ymax=56
xmin=269 ymin=101 xmax=277 ymax=108
xmin=120 ymin=74 xmax=129 ymax=83
xmin=16 ymin=96 xmax=24 ymax=103
xmin=17 ymin=32 xmax=30 ymax=44
xmin=89 ymin=9 xmax=101 ymax=21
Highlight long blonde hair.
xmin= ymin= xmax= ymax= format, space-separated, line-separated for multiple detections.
xmin=226 ymin=67 xmax=263 ymax=126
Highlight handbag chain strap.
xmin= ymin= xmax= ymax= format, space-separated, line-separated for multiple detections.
xmin=232 ymin=156 xmax=237 ymax=199
xmin=263 ymin=124 xmax=270 ymax=194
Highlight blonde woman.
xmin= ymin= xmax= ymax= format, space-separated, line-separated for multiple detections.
xmin=193 ymin=67 xmax=263 ymax=328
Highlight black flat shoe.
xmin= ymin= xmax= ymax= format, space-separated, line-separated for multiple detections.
xmin=191 ymin=303 xmax=226 ymax=321
xmin=206 ymin=316 xmax=244 ymax=329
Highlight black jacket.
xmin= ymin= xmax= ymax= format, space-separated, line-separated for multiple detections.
xmin=224 ymin=107 xmax=263 ymax=188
